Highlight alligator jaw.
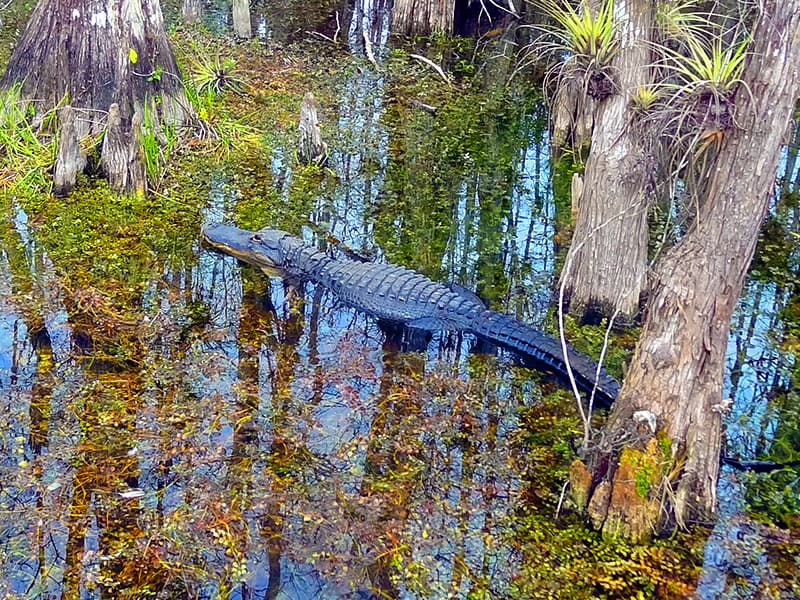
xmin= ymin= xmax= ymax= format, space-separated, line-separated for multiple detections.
xmin=201 ymin=223 xmax=281 ymax=270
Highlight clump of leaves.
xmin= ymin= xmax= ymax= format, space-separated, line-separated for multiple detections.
xmin=542 ymin=0 xmax=618 ymax=68
xmin=654 ymin=0 xmax=714 ymax=42
xmin=630 ymin=84 xmax=661 ymax=113
xmin=661 ymin=33 xmax=749 ymax=95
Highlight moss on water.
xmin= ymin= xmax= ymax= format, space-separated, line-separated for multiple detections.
xmin=17 ymin=176 xmax=204 ymax=295
xmin=4 ymin=7 xmax=798 ymax=595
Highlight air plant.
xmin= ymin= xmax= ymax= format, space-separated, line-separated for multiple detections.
xmin=654 ymin=25 xmax=751 ymax=164
xmin=514 ymin=0 xmax=619 ymax=155
xmin=540 ymin=0 xmax=618 ymax=70
xmin=654 ymin=0 xmax=715 ymax=43
xmin=191 ymin=54 xmax=246 ymax=96
xmin=629 ymin=85 xmax=661 ymax=113
xmin=517 ymin=0 xmax=619 ymax=101
xmin=636 ymin=1 xmax=754 ymax=226
xmin=660 ymin=33 xmax=749 ymax=96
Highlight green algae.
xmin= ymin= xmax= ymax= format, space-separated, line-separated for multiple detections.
xmin=0 ymin=6 xmax=797 ymax=597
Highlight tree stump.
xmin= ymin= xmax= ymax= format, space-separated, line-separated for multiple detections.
xmin=101 ymin=104 xmax=146 ymax=196
xmin=1 ymin=0 xmax=194 ymax=194
xmin=391 ymin=0 xmax=453 ymax=36
xmin=53 ymin=105 xmax=86 ymax=197
xmin=298 ymin=92 xmax=328 ymax=165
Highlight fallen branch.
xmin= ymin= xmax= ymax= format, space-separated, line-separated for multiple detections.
xmin=409 ymin=98 xmax=437 ymax=114
xmin=408 ymin=53 xmax=452 ymax=86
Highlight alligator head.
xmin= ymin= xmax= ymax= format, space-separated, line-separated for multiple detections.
xmin=202 ymin=224 xmax=289 ymax=271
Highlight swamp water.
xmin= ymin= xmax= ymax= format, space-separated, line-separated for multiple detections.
xmin=0 ymin=1 xmax=798 ymax=598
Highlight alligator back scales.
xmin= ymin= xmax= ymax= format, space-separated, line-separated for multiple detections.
xmin=202 ymin=226 xmax=620 ymax=405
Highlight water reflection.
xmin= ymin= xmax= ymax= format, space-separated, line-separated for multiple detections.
xmin=0 ymin=23 xmax=564 ymax=593
xmin=0 ymin=204 xmax=85 ymax=598
xmin=698 ymin=124 xmax=799 ymax=598
xmin=3 ymin=0 xmax=797 ymax=592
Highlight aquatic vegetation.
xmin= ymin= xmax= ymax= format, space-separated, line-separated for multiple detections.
xmin=18 ymin=170 xmax=204 ymax=291
xmin=511 ymin=513 xmax=704 ymax=598
xmin=557 ymin=314 xmax=634 ymax=382
xmin=514 ymin=390 xmax=703 ymax=598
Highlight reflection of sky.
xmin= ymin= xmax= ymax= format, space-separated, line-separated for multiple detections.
xmin=723 ymin=280 xmax=789 ymax=456
xmin=698 ymin=130 xmax=798 ymax=598
xmin=0 ymin=203 xmax=85 ymax=598
xmin=189 ymin=16 xmax=530 ymax=591
xmin=0 ymin=256 xmax=35 ymax=389
xmin=700 ymin=278 xmax=792 ymax=597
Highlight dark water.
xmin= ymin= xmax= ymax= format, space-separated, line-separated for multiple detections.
xmin=1 ymin=2 xmax=798 ymax=599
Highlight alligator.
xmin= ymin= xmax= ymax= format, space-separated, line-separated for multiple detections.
xmin=202 ymin=224 xmax=620 ymax=406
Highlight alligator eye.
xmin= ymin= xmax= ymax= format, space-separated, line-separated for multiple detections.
xmin=251 ymin=234 xmax=262 ymax=242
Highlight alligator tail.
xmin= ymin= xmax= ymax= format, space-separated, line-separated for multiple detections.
xmin=468 ymin=311 xmax=620 ymax=407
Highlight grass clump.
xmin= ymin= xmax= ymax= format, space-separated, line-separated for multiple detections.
xmin=0 ymin=84 xmax=55 ymax=193
xmin=190 ymin=54 xmax=247 ymax=96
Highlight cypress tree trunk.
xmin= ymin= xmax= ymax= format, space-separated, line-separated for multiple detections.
xmin=182 ymin=0 xmax=201 ymax=23
xmin=1 ymin=0 xmax=193 ymax=194
xmin=561 ymin=0 xmax=654 ymax=322
xmin=53 ymin=105 xmax=86 ymax=197
xmin=391 ymin=0 xmax=453 ymax=36
xmin=298 ymin=92 xmax=328 ymax=165
xmin=232 ymin=0 xmax=251 ymax=38
xmin=572 ymin=0 xmax=800 ymax=541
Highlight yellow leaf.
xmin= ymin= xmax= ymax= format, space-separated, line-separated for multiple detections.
xmin=129 ymin=48 xmax=138 ymax=64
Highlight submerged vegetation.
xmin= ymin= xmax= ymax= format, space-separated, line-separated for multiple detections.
xmin=0 ymin=1 xmax=798 ymax=598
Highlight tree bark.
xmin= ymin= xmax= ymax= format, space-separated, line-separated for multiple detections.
xmin=298 ymin=92 xmax=328 ymax=165
xmin=574 ymin=0 xmax=800 ymax=541
xmin=391 ymin=0 xmax=453 ymax=36
xmin=101 ymin=104 xmax=147 ymax=196
xmin=551 ymin=74 xmax=595 ymax=155
xmin=232 ymin=0 xmax=251 ymax=38
xmin=53 ymin=105 xmax=86 ymax=197
xmin=1 ymin=0 xmax=193 ymax=194
xmin=562 ymin=0 xmax=654 ymax=322
xmin=182 ymin=0 xmax=201 ymax=23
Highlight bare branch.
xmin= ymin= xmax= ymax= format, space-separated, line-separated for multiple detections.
xmin=408 ymin=53 xmax=452 ymax=86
